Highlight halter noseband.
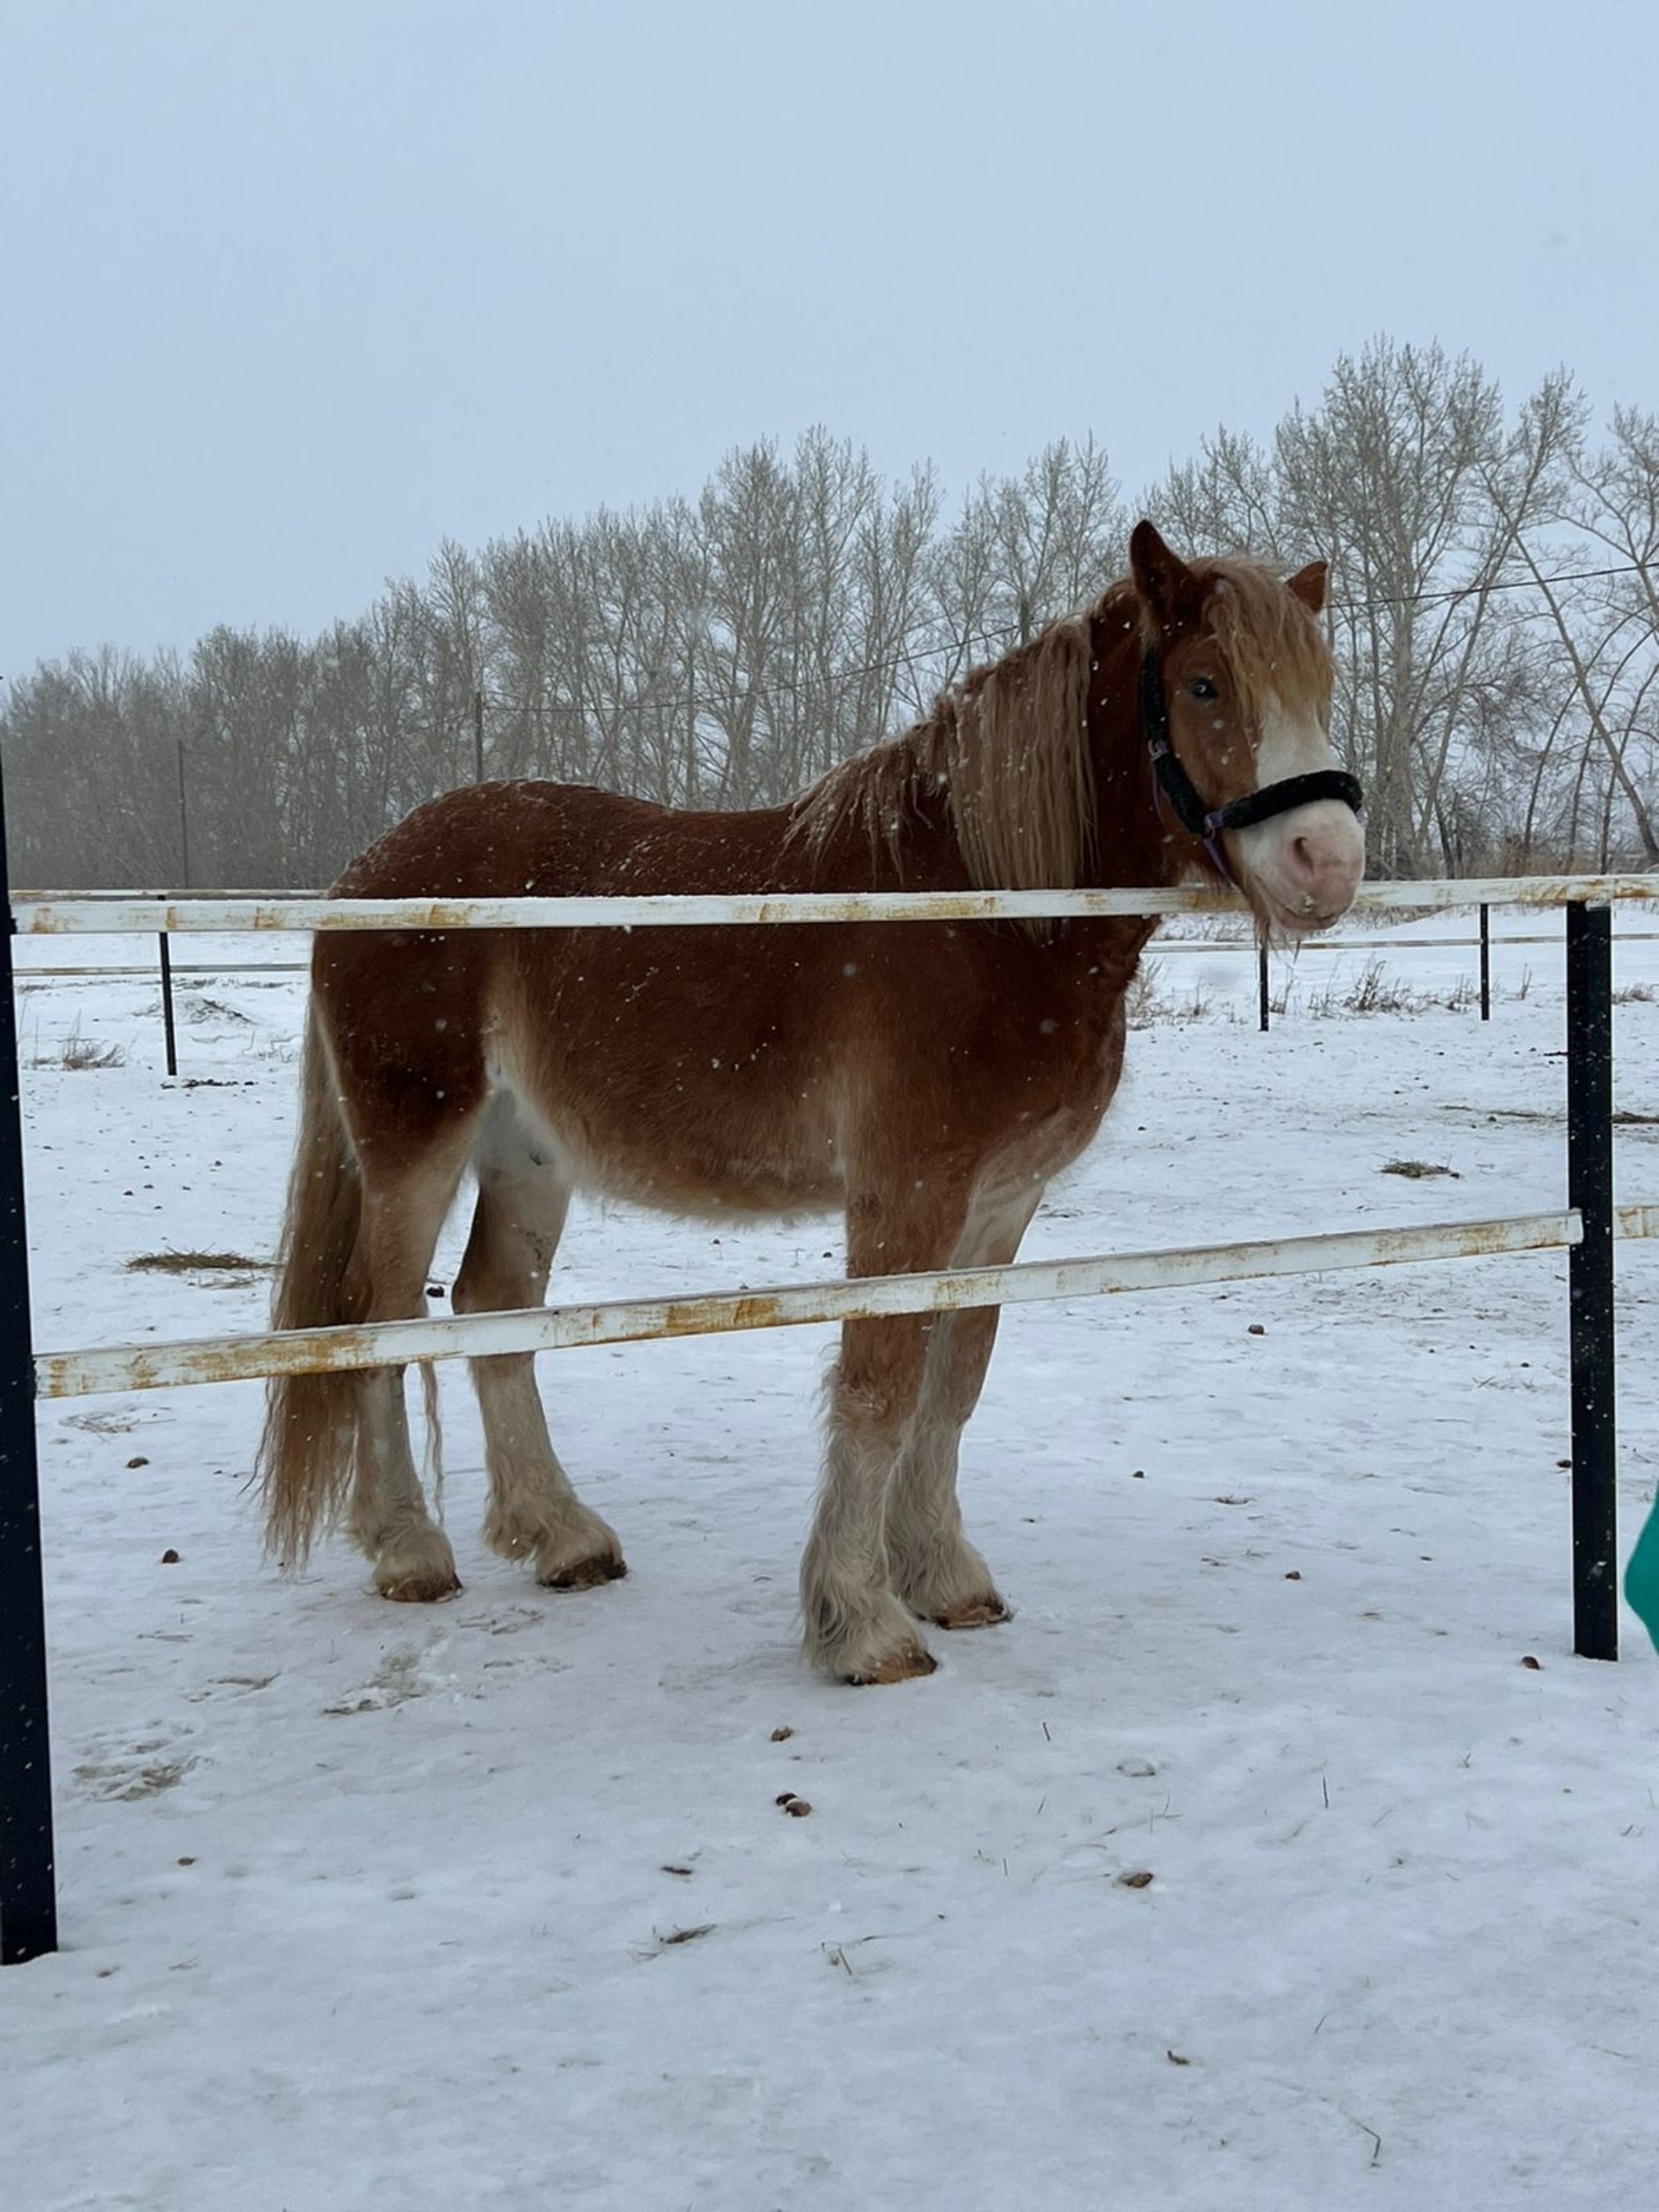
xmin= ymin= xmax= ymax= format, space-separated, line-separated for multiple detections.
xmin=1139 ymin=649 xmax=1363 ymax=888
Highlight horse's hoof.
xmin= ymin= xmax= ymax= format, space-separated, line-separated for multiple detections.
xmin=538 ymin=1553 xmax=627 ymax=1591
xmin=931 ymin=1592 xmax=1011 ymax=1630
xmin=378 ymin=1569 xmax=462 ymax=1603
xmin=847 ymin=1645 xmax=938 ymax=1686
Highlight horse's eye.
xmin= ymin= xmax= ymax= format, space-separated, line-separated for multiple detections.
xmin=1186 ymin=677 xmax=1218 ymax=702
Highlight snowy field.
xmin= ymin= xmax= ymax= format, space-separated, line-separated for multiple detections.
xmin=6 ymin=912 xmax=1659 ymax=2211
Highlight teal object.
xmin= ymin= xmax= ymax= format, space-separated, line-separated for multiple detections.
xmin=1625 ymin=1494 xmax=1659 ymax=1654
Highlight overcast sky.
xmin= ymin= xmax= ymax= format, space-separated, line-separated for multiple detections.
xmin=4 ymin=0 xmax=1656 ymax=677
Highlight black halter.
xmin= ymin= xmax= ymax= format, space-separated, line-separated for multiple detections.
xmin=1139 ymin=650 xmax=1363 ymax=887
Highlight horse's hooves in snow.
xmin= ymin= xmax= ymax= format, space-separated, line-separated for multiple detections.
xmin=848 ymin=1645 xmax=939 ymax=1687
xmin=931 ymin=1592 xmax=1012 ymax=1630
xmin=538 ymin=1552 xmax=628 ymax=1591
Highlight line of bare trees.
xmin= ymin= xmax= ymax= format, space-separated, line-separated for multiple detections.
xmin=4 ymin=339 xmax=1655 ymax=887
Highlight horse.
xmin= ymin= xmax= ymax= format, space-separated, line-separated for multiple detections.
xmin=258 ymin=521 xmax=1364 ymax=1683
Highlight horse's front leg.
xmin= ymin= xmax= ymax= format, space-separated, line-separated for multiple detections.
xmin=800 ymin=1306 xmax=938 ymax=1683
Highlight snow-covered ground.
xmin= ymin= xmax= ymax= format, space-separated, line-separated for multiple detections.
xmin=6 ymin=914 xmax=1658 ymax=2211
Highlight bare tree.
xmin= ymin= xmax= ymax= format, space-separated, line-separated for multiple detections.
xmin=1149 ymin=425 xmax=1289 ymax=562
xmin=1276 ymin=340 xmax=1518 ymax=872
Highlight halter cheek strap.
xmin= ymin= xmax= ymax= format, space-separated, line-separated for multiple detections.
xmin=1139 ymin=651 xmax=1363 ymax=888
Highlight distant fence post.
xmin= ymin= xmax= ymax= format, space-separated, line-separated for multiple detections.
xmin=158 ymin=930 xmax=178 ymax=1078
xmin=0 ymin=760 xmax=58 ymax=1964
xmin=168 ymin=736 xmax=190 ymax=1082
xmin=1567 ymin=900 xmax=1617 ymax=1661
xmin=1258 ymin=943 xmax=1270 ymax=1033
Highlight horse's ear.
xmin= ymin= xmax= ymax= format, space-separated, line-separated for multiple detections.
xmin=1129 ymin=520 xmax=1200 ymax=629
xmin=1286 ymin=559 xmax=1328 ymax=614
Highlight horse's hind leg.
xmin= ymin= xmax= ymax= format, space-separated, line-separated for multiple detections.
xmin=882 ymin=1306 xmax=1009 ymax=1628
xmin=884 ymin=1191 xmax=1041 ymax=1630
xmin=346 ymin=1138 xmax=475 ymax=1601
xmin=452 ymin=1096 xmax=626 ymax=1591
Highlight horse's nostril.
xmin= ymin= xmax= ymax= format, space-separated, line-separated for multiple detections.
xmin=1288 ymin=830 xmax=1361 ymax=896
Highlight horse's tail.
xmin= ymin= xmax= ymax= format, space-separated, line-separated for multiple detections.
xmin=257 ymin=1005 xmax=365 ymax=1567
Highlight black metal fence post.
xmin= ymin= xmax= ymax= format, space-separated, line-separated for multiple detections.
xmin=1566 ymin=900 xmax=1618 ymax=1661
xmin=0 ymin=764 xmax=58 ymax=1962
xmin=1479 ymin=902 xmax=1491 ymax=1021
xmin=158 ymin=931 xmax=177 ymax=1078
xmin=1258 ymin=943 xmax=1270 ymax=1033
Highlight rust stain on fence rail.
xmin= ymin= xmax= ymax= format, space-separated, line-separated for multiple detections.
xmin=660 ymin=1291 xmax=791 ymax=1338
xmin=1369 ymin=1217 xmax=1569 ymax=1267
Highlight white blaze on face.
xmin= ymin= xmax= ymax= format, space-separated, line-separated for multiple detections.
xmin=1231 ymin=697 xmax=1365 ymax=931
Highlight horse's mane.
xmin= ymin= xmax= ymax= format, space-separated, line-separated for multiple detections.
xmin=788 ymin=608 xmax=1098 ymax=906
xmin=790 ymin=556 xmax=1331 ymax=908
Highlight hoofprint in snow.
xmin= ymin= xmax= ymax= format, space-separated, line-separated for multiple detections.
xmin=6 ymin=916 xmax=1658 ymax=2211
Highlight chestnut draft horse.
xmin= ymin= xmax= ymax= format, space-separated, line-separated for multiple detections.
xmin=259 ymin=522 xmax=1364 ymax=1682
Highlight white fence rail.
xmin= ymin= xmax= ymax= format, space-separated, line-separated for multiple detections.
xmin=33 ymin=1207 xmax=1659 ymax=1402
xmin=13 ymin=874 xmax=1659 ymax=938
